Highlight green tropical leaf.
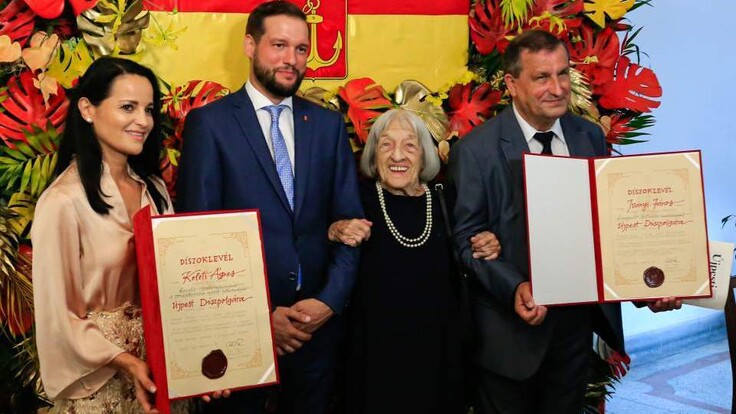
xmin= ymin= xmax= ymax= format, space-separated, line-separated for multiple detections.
xmin=0 ymin=206 xmax=19 ymax=285
xmin=19 ymin=161 xmax=31 ymax=194
xmin=0 ymin=124 xmax=60 ymax=197
xmin=722 ymin=215 xmax=735 ymax=228
xmin=7 ymin=191 xmax=37 ymax=238
xmin=46 ymin=39 xmax=95 ymax=89
xmin=499 ymin=0 xmax=534 ymax=27
xmin=617 ymin=137 xmax=648 ymax=145
xmin=629 ymin=0 xmax=653 ymax=12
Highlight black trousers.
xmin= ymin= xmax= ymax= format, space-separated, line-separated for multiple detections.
xmin=473 ymin=306 xmax=594 ymax=414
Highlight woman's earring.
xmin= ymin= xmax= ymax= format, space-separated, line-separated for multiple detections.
xmin=85 ymin=118 xmax=92 ymax=123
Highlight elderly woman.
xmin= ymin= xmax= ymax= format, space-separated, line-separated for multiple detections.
xmin=329 ymin=109 xmax=499 ymax=414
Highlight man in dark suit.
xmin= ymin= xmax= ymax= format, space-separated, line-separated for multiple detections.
xmin=449 ymin=30 xmax=680 ymax=413
xmin=176 ymin=2 xmax=363 ymax=413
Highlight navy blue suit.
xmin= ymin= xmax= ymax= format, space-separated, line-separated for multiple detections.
xmin=177 ymin=87 xmax=363 ymax=413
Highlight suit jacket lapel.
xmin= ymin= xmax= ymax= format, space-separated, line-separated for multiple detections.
xmin=498 ymin=107 xmax=530 ymax=186
xmin=231 ymin=88 xmax=294 ymax=215
xmin=292 ymin=98 xmax=312 ymax=219
xmin=561 ymin=114 xmax=597 ymax=157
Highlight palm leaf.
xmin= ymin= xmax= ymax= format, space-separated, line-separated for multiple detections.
xmin=629 ymin=0 xmax=653 ymax=12
xmin=0 ymin=206 xmax=19 ymax=287
xmin=394 ymin=80 xmax=449 ymax=143
xmin=0 ymin=205 xmax=33 ymax=338
xmin=7 ymin=191 xmax=37 ymax=239
xmin=499 ymin=0 xmax=534 ymax=27
xmin=13 ymin=335 xmax=46 ymax=398
xmin=568 ymin=67 xmax=593 ymax=117
xmin=722 ymin=215 xmax=736 ymax=228
xmin=0 ymin=124 xmax=59 ymax=198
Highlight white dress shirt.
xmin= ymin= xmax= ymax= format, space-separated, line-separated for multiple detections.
xmin=245 ymin=81 xmax=296 ymax=171
xmin=512 ymin=103 xmax=569 ymax=156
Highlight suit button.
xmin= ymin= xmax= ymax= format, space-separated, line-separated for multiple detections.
xmin=288 ymin=272 xmax=297 ymax=281
xmin=293 ymin=235 xmax=300 ymax=242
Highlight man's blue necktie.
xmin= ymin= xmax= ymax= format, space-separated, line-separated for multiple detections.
xmin=265 ymin=105 xmax=294 ymax=210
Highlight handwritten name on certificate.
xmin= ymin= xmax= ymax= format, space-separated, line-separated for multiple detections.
xmin=595 ymin=152 xmax=710 ymax=300
xmin=151 ymin=212 xmax=276 ymax=397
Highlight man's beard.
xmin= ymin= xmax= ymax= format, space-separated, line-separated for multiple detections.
xmin=253 ymin=58 xmax=305 ymax=98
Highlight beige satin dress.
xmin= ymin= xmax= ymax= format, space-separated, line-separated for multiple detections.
xmin=32 ymin=161 xmax=189 ymax=413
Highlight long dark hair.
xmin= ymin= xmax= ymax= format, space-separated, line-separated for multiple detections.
xmin=56 ymin=56 xmax=168 ymax=214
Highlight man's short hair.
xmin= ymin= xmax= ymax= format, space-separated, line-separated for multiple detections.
xmin=246 ymin=1 xmax=307 ymax=42
xmin=502 ymin=30 xmax=568 ymax=77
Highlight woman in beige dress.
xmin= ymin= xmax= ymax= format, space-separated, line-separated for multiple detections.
xmin=32 ymin=57 xmax=182 ymax=413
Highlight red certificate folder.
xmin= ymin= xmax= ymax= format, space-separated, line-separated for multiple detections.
xmin=523 ymin=150 xmax=711 ymax=306
xmin=134 ymin=207 xmax=279 ymax=413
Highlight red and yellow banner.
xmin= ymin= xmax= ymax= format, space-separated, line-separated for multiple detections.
xmin=141 ymin=0 xmax=469 ymax=91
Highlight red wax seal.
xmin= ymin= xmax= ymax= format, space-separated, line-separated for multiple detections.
xmin=201 ymin=349 xmax=228 ymax=379
xmin=643 ymin=266 xmax=665 ymax=288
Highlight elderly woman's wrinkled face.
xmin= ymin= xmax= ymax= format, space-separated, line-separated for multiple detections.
xmin=375 ymin=120 xmax=423 ymax=195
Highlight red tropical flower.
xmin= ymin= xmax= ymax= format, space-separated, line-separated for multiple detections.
xmin=568 ymin=25 xmax=619 ymax=95
xmin=606 ymin=349 xmax=631 ymax=379
xmin=602 ymin=113 xmax=632 ymax=145
xmin=160 ymin=150 xmax=178 ymax=201
xmin=0 ymin=71 xmax=69 ymax=147
xmin=532 ymin=0 xmax=584 ymax=16
xmin=0 ymin=244 xmax=33 ymax=337
xmin=528 ymin=0 xmax=584 ymax=35
xmin=446 ymin=82 xmax=502 ymax=138
xmin=21 ymin=0 xmax=97 ymax=19
xmin=469 ymin=0 xmax=515 ymax=55
xmin=598 ymin=55 xmax=662 ymax=113
xmin=0 ymin=0 xmax=36 ymax=46
xmin=163 ymin=80 xmax=230 ymax=121
xmin=162 ymin=80 xmax=230 ymax=145
xmin=160 ymin=80 xmax=229 ymax=198
xmin=0 ymin=303 xmax=34 ymax=336
xmin=337 ymin=78 xmax=392 ymax=144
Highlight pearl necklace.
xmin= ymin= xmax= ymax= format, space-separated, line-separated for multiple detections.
xmin=375 ymin=181 xmax=432 ymax=248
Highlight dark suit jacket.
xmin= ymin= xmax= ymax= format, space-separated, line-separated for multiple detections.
xmin=176 ymin=87 xmax=363 ymax=315
xmin=448 ymin=107 xmax=623 ymax=381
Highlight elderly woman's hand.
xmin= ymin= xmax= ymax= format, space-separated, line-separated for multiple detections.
xmin=471 ymin=231 xmax=501 ymax=260
xmin=328 ymin=219 xmax=372 ymax=247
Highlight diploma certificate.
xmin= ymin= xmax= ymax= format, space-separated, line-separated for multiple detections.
xmin=524 ymin=150 xmax=711 ymax=305
xmin=134 ymin=208 xmax=277 ymax=413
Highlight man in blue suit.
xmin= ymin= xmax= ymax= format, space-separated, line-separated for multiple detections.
xmin=449 ymin=30 xmax=680 ymax=413
xmin=176 ymin=2 xmax=363 ymax=413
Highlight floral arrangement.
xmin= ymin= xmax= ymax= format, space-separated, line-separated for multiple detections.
xmin=0 ymin=0 xmax=661 ymax=410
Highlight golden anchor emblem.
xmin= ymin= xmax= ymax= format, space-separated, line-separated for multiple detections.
xmin=302 ymin=0 xmax=343 ymax=70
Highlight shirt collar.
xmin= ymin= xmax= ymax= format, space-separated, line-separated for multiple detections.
xmin=100 ymin=159 xmax=146 ymax=185
xmin=512 ymin=103 xmax=565 ymax=146
xmin=245 ymin=80 xmax=293 ymax=112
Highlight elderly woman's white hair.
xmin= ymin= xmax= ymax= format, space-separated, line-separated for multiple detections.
xmin=359 ymin=109 xmax=441 ymax=183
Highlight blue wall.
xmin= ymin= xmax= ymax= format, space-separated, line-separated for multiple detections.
xmin=617 ymin=0 xmax=735 ymax=336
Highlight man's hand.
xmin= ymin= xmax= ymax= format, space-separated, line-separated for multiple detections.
xmin=514 ymin=281 xmax=547 ymax=326
xmin=201 ymin=389 xmax=231 ymax=403
xmin=646 ymin=296 xmax=682 ymax=312
xmin=291 ymin=298 xmax=334 ymax=334
xmin=272 ymin=306 xmax=312 ymax=355
xmin=328 ymin=219 xmax=372 ymax=247
xmin=471 ymin=231 xmax=501 ymax=260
